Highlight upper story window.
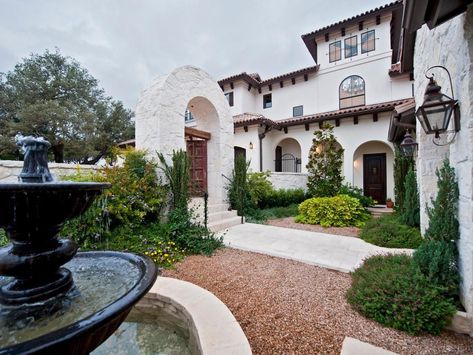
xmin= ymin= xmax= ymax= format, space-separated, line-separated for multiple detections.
xmin=184 ymin=109 xmax=194 ymax=122
xmin=361 ymin=30 xmax=375 ymax=53
xmin=329 ymin=41 xmax=341 ymax=63
xmin=263 ymin=93 xmax=272 ymax=109
xmin=293 ymin=105 xmax=303 ymax=117
xmin=344 ymin=35 xmax=358 ymax=58
xmin=339 ymin=75 xmax=365 ymax=109
xmin=225 ymin=92 xmax=234 ymax=107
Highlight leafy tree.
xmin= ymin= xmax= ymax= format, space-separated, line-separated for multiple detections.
xmin=399 ymin=167 xmax=420 ymax=228
xmin=0 ymin=49 xmax=134 ymax=163
xmin=306 ymin=123 xmax=344 ymax=197
xmin=425 ymin=159 xmax=459 ymax=242
xmin=393 ymin=145 xmax=414 ymax=212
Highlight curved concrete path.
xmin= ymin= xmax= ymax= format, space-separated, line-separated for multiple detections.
xmin=221 ymin=223 xmax=413 ymax=273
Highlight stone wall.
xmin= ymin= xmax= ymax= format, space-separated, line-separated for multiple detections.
xmin=414 ymin=7 xmax=473 ymax=313
xmin=268 ymin=172 xmax=308 ymax=191
xmin=0 ymin=160 xmax=97 ymax=182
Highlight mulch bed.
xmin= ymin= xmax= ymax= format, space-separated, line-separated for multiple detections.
xmin=266 ymin=217 xmax=360 ymax=237
xmin=163 ymin=248 xmax=473 ymax=355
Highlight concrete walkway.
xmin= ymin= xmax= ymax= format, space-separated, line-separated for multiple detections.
xmin=221 ymin=223 xmax=413 ymax=273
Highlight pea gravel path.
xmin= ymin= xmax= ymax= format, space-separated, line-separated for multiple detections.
xmin=163 ymin=248 xmax=473 ymax=355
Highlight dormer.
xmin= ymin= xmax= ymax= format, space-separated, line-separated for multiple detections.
xmin=301 ymin=1 xmax=404 ymax=69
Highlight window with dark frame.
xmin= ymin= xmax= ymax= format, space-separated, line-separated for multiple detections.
xmin=344 ymin=35 xmax=358 ymax=58
xmin=339 ymin=75 xmax=365 ymax=109
xmin=224 ymin=92 xmax=234 ymax=106
xmin=184 ymin=109 xmax=194 ymax=122
xmin=293 ymin=105 xmax=303 ymax=117
xmin=361 ymin=30 xmax=375 ymax=53
xmin=329 ymin=41 xmax=341 ymax=62
xmin=263 ymin=93 xmax=272 ymax=109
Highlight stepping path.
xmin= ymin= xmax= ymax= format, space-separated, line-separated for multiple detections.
xmin=221 ymin=223 xmax=413 ymax=273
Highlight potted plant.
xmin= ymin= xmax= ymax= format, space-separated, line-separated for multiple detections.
xmin=386 ymin=198 xmax=394 ymax=208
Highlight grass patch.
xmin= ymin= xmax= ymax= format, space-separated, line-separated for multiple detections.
xmin=359 ymin=214 xmax=422 ymax=249
xmin=246 ymin=204 xmax=299 ymax=224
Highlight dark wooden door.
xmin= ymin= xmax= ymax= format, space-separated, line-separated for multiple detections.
xmin=187 ymin=140 xmax=207 ymax=195
xmin=275 ymin=146 xmax=282 ymax=172
xmin=363 ymin=153 xmax=386 ymax=204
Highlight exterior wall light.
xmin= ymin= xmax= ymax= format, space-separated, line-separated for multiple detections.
xmin=416 ymin=65 xmax=460 ymax=145
xmin=400 ymin=131 xmax=418 ymax=157
xmin=249 ymin=142 xmax=254 ymax=150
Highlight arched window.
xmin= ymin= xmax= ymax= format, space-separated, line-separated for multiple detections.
xmin=339 ymin=75 xmax=365 ymax=109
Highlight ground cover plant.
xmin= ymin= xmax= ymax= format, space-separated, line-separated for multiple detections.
xmin=359 ymin=214 xmax=422 ymax=249
xmin=246 ymin=204 xmax=299 ymax=224
xmin=296 ymin=194 xmax=370 ymax=227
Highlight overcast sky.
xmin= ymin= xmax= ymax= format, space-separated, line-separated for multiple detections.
xmin=0 ymin=0 xmax=390 ymax=109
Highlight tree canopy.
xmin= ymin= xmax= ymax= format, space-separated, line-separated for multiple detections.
xmin=0 ymin=49 xmax=134 ymax=163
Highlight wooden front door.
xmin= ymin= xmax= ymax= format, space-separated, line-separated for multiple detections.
xmin=187 ymin=139 xmax=207 ymax=195
xmin=363 ymin=153 xmax=386 ymax=204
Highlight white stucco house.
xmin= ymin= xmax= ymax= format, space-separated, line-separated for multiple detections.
xmin=203 ymin=0 xmax=414 ymax=204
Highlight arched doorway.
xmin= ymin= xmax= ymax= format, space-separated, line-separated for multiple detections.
xmin=135 ymin=66 xmax=234 ymax=204
xmin=274 ymin=138 xmax=302 ymax=172
xmin=353 ymin=141 xmax=394 ymax=204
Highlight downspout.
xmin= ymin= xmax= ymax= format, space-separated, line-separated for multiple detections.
xmin=258 ymin=124 xmax=271 ymax=172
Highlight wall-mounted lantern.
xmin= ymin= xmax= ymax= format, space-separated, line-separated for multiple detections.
xmin=400 ymin=131 xmax=418 ymax=157
xmin=249 ymin=142 xmax=254 ymax=150
xmin=416 ymin=65 xmax=460 ymax=144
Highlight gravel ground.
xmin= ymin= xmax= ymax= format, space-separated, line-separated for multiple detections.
xmin=163 ymin=248 xmax=473 ymax=355
xmin=266 ymin=217 xmax=360 ymax=237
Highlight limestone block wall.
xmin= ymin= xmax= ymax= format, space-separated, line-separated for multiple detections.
xmin=0 ymin=160 xmax=97 ymax=182
xmin=414 ymin=8 xmax=473 ymax=313
xmin=267 ymin=172 xmax=308 ymax=191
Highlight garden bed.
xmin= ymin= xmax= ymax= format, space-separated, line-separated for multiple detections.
xmin=266 ymin=217 xmax=360 ymax=237
xmin=163 ymin=248 xmax=473 ymax=354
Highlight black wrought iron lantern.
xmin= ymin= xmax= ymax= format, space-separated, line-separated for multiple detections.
xmin=415 ymin=66 xmax=460 ymax=140
xmin=400 ymin=131 xmax=418 ymax=157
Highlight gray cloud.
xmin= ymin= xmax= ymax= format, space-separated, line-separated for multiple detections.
xmin=0 ymin=0 xmax=390 ymax=109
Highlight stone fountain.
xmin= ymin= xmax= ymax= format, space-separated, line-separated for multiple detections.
xmin=0 ymin=136 xmax=158 ymax=354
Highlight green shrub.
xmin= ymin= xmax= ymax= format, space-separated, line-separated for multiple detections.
xmin=158 ymin=149 xmax=190 ymax=212
xmin=258 ymin=188 xmax=306 ymax=209
xmin=0 ymin=229 xmax=8 ymax=247
xmin=228 ymin=155 xmax=250 ymax=216
xmin=399 ymin=167 xmax=420 ymax=228
xmin=393 ymin=145 xmax=414 ymax=213
xmin=413 ymin=240 xmax=459 ymax=300
xmin=425 ymin=159 xmax=459 ymax=243
xmin=347 ymin=254 xmax=456 ymax=335
xmin=247 ymin=171 xmax=274 ymax=207
xmin=359 ymin=214 xmax=422 ymax=249
xmin=296 ymin=194 xmax=369 ymax=227
xmin=246 ymin=204 xmax=299 ymax=224
xmin=339 ymin=183 xmax=375 ymax=207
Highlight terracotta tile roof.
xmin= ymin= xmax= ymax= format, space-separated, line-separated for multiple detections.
xmin=301 ymin=1 xmax=403 ymax=39
xmin=233 ymin=113 xmax=277 ymax=127
xmin=218 ymin=65 xmax=319 ymax=89
xmin=277 ymin=98 xmax=415 ymax=127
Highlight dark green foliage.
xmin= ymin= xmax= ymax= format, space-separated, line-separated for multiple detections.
xmin=306 ymin=123 xmax=344 ymax=197
xmin=347 ymin=254 xmax=456 ymax=335
xmin=258 ymin=188 xmax=307 ymax=209
xmin=246 ymin=204 xmax=299 ymax=224
xmin=339 ymin=183 xmax=375 ymax=207
xmin=228 ymin=155 xmax=250 ymax=215
xmin=0 ymin=229 xmax=8 ymax=247
xmin=0 ymin=49 xmax=134 ymax=163
xmin=158 ymin=150 xmax=190 ymax=212
xmin=359 ymin=214 xmax=422 ymax=249
xmin=247 ymin=171 xmax=274 ymax=206
xmin=425 ymin=159 xmax=459 ymax=242
xmin=393 ymin=145 xmax=414 ymax=212
xmin=399 ymin=167 xmax=420 ymax=227
xmin=413 ymin=240 xmax=459 ymax=300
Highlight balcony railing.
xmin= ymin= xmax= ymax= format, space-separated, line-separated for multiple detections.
xmin=275 ymin=153 xmax=301 ymax=173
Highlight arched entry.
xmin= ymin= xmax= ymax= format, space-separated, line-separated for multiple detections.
xmin=135 ymin=66 xmax=234 ymax=204
xmin=353 ymin=141 xmax=394 ymax=204
xmin=274 ymin=138 xmax=302 ymax=172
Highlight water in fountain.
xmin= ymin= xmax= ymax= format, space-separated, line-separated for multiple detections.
xmin=0 ymin=135 xmax=157 ymax=354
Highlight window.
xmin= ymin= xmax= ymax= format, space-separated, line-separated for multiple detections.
xmin=225 ymin=92 xmax=234 ymax=107
xmin=184 ymin=109 xmax=194 ymax=122
xmin=263 ymin=94 xmax=272 ymax=109
xmin=339 ymin=75 xmax=365 ymax=109
xmin=361 ymin=30 xmax=375 ymax=53
xmin=293 ymin=105 xmax=303 ymax=117
xmin=329 ymin=41 xmax=342 ymax=62
xmin=344 ymin=35 xmax=358 ymax=58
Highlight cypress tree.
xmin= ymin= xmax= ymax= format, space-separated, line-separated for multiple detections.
xmin=393 ymin=145 xmax=414 ymax=213
xmin=400 ymin=167 xmax=420 ymax=228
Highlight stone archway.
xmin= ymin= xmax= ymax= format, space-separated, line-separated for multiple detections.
xmin=135 ymin=66 xmax=234 ymax=205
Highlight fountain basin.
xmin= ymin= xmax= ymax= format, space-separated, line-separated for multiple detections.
xmin=0 ymin=251 xmax=158 ymax=354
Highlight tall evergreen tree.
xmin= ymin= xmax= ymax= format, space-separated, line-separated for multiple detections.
xmin=306 ymin=123 xmax=344 ymax=197
xmin=400 ymin=167 xmax=420 ymax=228
xmin=393 ymin=145 xmax=414 ymax=213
